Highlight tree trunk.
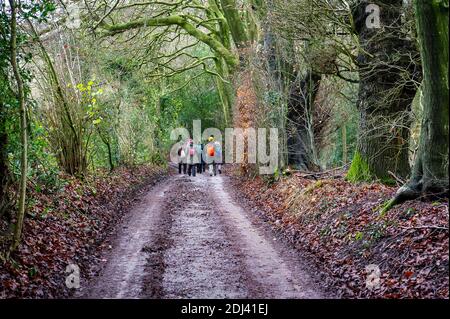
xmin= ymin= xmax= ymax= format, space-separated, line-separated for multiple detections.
xmin=214 ymin=58 xmax=233 ymax=126
xmin=9 ymin=0 xmax=28 ymax=251
xmin=388 ymin=0 xmax=448 ymax=206
xmin=286 ymin=71 xmax=321 ymax=171
xmin=347 ymin=0 xmax=421 ymax=183
xmin=106 ymin=141 xmax=114 ymax=172
xmin=97 ymin=127 xmax=115 ymax=172
xmin=220 ymin=0 xmax=249 ymax=48
xmin=342 ymin=125 xmax=347 ymax=164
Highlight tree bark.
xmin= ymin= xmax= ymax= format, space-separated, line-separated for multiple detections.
xmin=9 ymin=0 xmax=28 ymax=251
xmin=387 ymin=0 xmax=448 ymax=207
xmin=347 ymin=0 xmax=421 ymax=183
xmin=214 ymin=58 xmax=233 ymax=126
xmin=219 ymin=0 xmax=249 ymax=48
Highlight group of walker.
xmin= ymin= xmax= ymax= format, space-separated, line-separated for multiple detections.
xmin=177 ymin=135 xmax=222 ymax=177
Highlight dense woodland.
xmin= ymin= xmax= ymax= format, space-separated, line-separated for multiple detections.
xmin=0 ymin=0 xmax=448 ymax=299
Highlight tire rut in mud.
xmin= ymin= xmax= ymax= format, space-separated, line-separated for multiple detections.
xmin=140 ymin=176 xmax=258 ymax=298
xmin=139 ymin=184 xmax=175 ymax=298
xmin=83 ymin=173 xmax=326 ymax=299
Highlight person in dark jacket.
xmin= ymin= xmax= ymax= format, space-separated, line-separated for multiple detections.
xmin=197 ymin=143 xmax=206 ymax=173
xmin=185 ymin=139 xmax=198 ymax=177
xmin=177 ymin=143 xmax=187 ymax=174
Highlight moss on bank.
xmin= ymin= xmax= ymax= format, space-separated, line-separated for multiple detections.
xmin=346 ymin=151 xmax=373 ymax=182
xmin=346 ymin=152 xmax=396 ymax=185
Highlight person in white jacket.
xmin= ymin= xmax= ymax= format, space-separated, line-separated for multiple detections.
xmin=214 ymin=139 xmax=222 ymax=174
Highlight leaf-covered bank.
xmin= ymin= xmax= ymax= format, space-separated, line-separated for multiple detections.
xmin=229 ymin=168 xmax=448 ymax=298
xmin=0 ymin=165 xmax=167 ymax=298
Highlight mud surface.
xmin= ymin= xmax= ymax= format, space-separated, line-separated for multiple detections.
xmin=80 ymin=173 xmax=326 ymax=299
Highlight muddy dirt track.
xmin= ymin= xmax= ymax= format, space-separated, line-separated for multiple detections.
xmin=79 ymin=172 xmax=327 ymax=299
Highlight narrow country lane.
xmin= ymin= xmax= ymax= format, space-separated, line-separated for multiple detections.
xmin=80 ymin=172 xmax=326 ymax=299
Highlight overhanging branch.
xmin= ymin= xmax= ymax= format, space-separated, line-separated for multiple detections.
xmin=99 ymin=15 xmax=239 ymax=69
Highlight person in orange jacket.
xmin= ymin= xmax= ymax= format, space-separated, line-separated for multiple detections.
xmin=205 ymin=135 xmax=222 ymax=176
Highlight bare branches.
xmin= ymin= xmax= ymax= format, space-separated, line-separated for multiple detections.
xmin=91 ymin=0 xmax=120 ymax=30
xmin=98 ymin=14 xmax=239 ymax=68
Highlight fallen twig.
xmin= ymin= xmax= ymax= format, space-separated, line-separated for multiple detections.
xmin=388 ymin=170 xmax=405 ymax=185
xmin=293 ymin=165 xmax=348 ymax=179
xmin=399 ymin=225 xmax=449 ymax=231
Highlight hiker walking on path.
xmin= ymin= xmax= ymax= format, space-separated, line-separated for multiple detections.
xmin=185 ymin=138 xmax=199 ymax=176
xmin=177 ymin=141 xmax=187 ymax=174
xmin=214 ymin=138 xmax=222 ymax=174
xmin=196 ymin=142 xmax=206 ymax=174
xmin=205 ymin=135 xmax=222 ymax=176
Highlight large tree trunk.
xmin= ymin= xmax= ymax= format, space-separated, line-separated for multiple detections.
xmin=347 ymin=0 xmax=421 ymax=183
xmin=220 ymin=0 xmax=249 ymax=48
xmin=388 ymin=0 xmax=448 ymax=206
xmin=214 ymin=58 xmax=234 ymax=126
xmin=286 ymin=71 xmax=321 ymax=171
